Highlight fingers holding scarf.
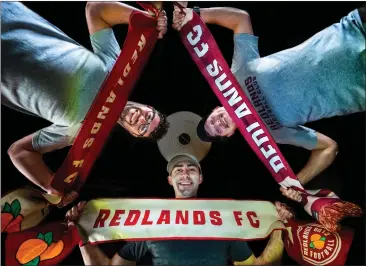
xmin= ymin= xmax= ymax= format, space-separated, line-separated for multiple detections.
xmin=173 ymin=5 xmax=193 ymax=31
xmin=157 ymin=10 xmax=167 ymax=39
xmin=280 ymin=187 xmax=302 ymax=203
xmin=275 ymin=201 xmax=295 ymax=223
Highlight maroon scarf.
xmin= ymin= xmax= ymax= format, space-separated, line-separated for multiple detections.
xmin=283 ymin=219 xmax=354 ymax=266
xmin=49 ymin=3 xmax=161 ymax=199
xmin=175 ymin=4 xmax=362 ymax=232
xmin=4 ymin=222 xmax=81 ymax=266
xmin=3 ymin=206 xmax=354 ymax=266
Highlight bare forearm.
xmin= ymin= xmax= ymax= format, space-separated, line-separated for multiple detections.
xmin=297 ymin=147 xmax=338 ymax=185
xmin=86 ymin=2 xmax=147 ymax=30
xmin=200 ymin=7 xmax=253 ymax=34
xmin=255 ymin=231 xmax=284 ymax=265
xmin=79 ymin=243 xmax=110 ymax=265
xmin=9 ymin=149 xmax=54 ymax=192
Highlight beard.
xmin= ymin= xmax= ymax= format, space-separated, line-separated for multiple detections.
xmin=176 ymin=183 xmax=196 ymax=197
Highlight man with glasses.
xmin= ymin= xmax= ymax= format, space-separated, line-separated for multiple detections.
xmin=119 ymin=102 xmax=163 ymax=138
xmin=2 ymin=2 xmax=170 ymax=205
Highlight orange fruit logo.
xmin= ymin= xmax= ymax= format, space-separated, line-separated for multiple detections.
xmin=297 ymin=223 xmax=341 ymax=265
xmin=309 ymin=233 xmax=326 ymax=250
xmin=15 ymin=232 xmax=64 ymax=265
xmin=1 ymin=199 xmax=24 ymax=233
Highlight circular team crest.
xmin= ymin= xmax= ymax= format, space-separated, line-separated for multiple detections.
xmin=296 ymin=223 xmax=341 ymax=265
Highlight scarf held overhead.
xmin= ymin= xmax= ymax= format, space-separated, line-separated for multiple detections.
xmin=176 ymin=7 xmax=362 ymax=232
xmin=48 ymin=3 xmax=161 ymax=201
xmin=4 ymin=198 xmax=354 ymax=266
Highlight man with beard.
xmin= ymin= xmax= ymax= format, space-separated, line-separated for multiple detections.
xmin=173 ymin=4 xmax=366 ymax=189
xmin=2 ymin=2 xmax=170 ymax=205
xmin=67 ymin=153 xmax=294 ymax=265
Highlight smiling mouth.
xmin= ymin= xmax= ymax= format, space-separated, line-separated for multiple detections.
xmin=178 ymin=182 xmax=193 ymax=187
xmin=221 ymin=117 xmax=229 ymax=128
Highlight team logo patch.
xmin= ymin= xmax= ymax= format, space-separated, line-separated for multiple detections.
xmin=297 ymin=223 xmax=341 ymax=265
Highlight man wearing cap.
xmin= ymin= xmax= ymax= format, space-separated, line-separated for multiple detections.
xmin=67 ymin=153 xmax=293 ymax=265
xmin=165 ymin=153 xmax=203 ymax=198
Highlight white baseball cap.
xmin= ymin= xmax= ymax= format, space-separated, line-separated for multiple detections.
xmin=167 ymin=153 xmax=201 ymax=174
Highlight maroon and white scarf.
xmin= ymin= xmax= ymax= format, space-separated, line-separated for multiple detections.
xmin=48 ymin=3 xmax=161 ymax=200
xmin=3 ymin=198 xmax=354 ymax=266
xmin=175 ymin=4 xmax=362 ymax=232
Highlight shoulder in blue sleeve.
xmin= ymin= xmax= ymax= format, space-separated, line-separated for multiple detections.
xmin=231 ymin=33 xmax=260 ymax=73
xmin=32 ymin=123 xmax=81 ymax=154
xmin=272 ymin=125 xmax=318 ymax=150
xmin=90 ymin=28 xmax=121 ymax=70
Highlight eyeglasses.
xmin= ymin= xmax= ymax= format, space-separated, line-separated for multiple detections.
xmin=137 ymin=108 xmax=156 ymax=136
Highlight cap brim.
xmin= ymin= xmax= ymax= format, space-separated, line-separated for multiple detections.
xmin=166 ymin=153 xmax=201 ymax=174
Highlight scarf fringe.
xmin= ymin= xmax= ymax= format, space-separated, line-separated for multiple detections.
xmin=318 ymin=201 xmax=363 ymax=232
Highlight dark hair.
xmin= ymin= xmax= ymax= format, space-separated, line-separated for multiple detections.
xmin=145 ymin=112 xmax=170 ymax=141
xmin=122 ymin=101 xmax=170 ymax=141
xmin=196 ymin=116 xmax=230 ymax=143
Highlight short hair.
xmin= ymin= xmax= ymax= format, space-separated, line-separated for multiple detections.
xmin=124 ymin=101 xmax=145 ymax=109
xmin=147 ymin=112 xmax=170 ymax=141
xmin=196 ymin=116 xmax=230 ymax=143
xmin=122 ymin=101 xmax=170 ymax=141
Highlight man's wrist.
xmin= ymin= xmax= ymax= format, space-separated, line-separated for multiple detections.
xmin=193 ymin=6 xmax=200 ymax=17
xmin=271 ymin=230 xmax=283 ymax=240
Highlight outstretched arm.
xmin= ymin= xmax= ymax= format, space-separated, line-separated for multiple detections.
xmin=297 ymin=132 xmax=338 ymax=185
xmin=273 ymin=126 xmax=338 ymax=186
xmin=8 ymin=132 xmax=79 ymax=206
xmin=234 ymin=202 xmax=293 ymax=265
xmin=234 ymin=231 xmax=284 ymax=266
xmin=200 ymin=7 xmax=253 ymax=34
xmin=86 ymin=2 xmax=167 ymax=38
xmin=67 ymin=202 xmax=136 ymax=266
xmin=85 ymin=2 xmax=146 ymax=35
xmin=173 ymin=5 xmax=253 ymax=34
xmin=8 ymin=133 xmax=58 ymax=194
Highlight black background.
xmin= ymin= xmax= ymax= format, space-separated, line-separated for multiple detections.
xmin=1 ymin=1 xmax=365 ymax=265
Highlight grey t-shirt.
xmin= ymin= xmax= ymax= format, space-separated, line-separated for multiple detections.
xmin=118 ymin=240 xmax=253 ymax=265
xmin=231 ymin=9 xmax=366 ymax=150
xmin=1 ymin=2 xmax=120 ymax=153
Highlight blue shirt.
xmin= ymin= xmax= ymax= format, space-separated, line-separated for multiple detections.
xmin=119 ymin=240 xmax=253 ymax=265
xmin=231 ymin=9 xmax=365 ymax=150
xmin=1 ymin=2 xmax=120 ymax=153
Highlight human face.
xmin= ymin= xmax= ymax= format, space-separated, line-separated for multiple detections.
xmin=168 ymin=161 xmax=202 ymax=198
xmin=205 ymin=107 xmax=236 ymax=137
xmin=119 ymin=103 xmax=161 ymax=137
